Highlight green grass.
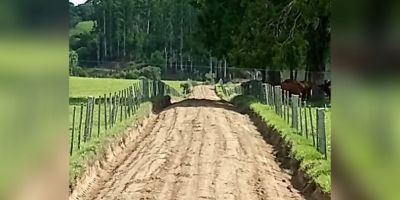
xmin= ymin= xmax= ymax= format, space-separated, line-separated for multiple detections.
xmin=69 ymin=77 xmax=138 ymax=98
xmin=231 ymin=95 xmax=331 ymax=193
xmin=163 ymin=80 xmax=184 ymax=95
xmin=70 ymin=21 xmax=95 ymax=36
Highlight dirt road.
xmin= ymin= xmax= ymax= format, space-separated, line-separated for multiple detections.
xmin=71 ymin=85 xmax=304 ymax=200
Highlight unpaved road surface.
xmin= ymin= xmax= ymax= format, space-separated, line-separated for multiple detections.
xmin=71 ymin=85 xmax=304 ymax=200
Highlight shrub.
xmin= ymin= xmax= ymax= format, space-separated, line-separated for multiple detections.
xmin=149 ymin=50 xmax=165 ymax=68
xmin=139 ymin=66 xmax=161 ymax=80
xmin=180 ymin=82 xmax=191 ymax=95
xmin=205 ymin=72 xmax=216 ymax=85
xmin=72 ymin=66 xmax=89 ymax=77
xmin=125 ymin=69 xmax=140 ymax=79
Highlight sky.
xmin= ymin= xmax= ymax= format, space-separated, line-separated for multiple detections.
xmin=70 ymin=0 xmax=87 ymax=5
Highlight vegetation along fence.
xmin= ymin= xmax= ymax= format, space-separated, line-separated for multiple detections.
xmin=220 ymin=80 xmax=331 ymax=159
xmin=69 ymin=79 xmax=180 ymax=156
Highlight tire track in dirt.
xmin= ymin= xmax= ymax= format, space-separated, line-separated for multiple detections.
xmin=70 ymin=85 xmax=305 ymax=200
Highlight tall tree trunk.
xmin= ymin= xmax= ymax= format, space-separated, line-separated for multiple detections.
xmin=290 ymin=68 xmax=294 ymax=80
xmin=224 ymin=58 xmax=227 ymax=82
xmin=267 ymin=70 xmax=281 ymax=85
xmin=180 ymin=18 xmax=183 ymax=71
xmin=103 ymin=9 xmax=107 ymax=59
xmin=123 ymin=21 xmax=126 ymax=58
xmin=209 ymin=54 xmax=212 ymax=73
xmin=147 ymin=1 xmax=151 ymax=34
xmin=97 ymin=33 xmax=100 ymax=64
xmin=261 ymin=67 xmax=267 ymax=83
xmin=164 ymin=47 xmax=168 ymax=70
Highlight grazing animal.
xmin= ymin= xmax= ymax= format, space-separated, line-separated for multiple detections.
xmin=280 ymin=79 xmax=313 ymax=100
xmin=299 ymin=80 xmax=313 ymax=100
xmin=318 ymin=80 xmax=331 ymax=100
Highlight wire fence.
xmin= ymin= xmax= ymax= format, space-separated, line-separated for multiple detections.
xmin=220 ymin=80 xmax=331 ymax=159
xmin=69 ymin=79 xmax=180 ymax=156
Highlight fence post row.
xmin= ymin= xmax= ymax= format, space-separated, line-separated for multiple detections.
xmin=70 ymin=80 xmax=191 ymax=155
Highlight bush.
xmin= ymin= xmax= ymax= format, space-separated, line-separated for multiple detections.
xmin=149 ymin=50 xmax=165 ymax=68
xmin=72 ymin=66 xmax=89 ymax=77
xmin=125 ymin=69 xmax=140 ymax=79
xmin=139 ymin=66 xmax=161 ymax=80
xmin=205 ymin=72 xmax=216 ymax=85
xmin=180 ymin=82 xmax=191 ymax=95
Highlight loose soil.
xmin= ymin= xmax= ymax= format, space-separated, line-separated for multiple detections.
xmin=70 ymin=86 xmax=305 ymax=200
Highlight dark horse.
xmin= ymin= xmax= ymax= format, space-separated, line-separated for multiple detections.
xmin=318 ymin=80 xmax=331 ymax=100
xmin=280 ymin=79 xmax=312 ymax=100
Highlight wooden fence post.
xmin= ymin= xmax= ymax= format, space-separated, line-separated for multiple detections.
xmin=70 ymin=106 xmax=76 ymax=156
xmin=299 ymin=97 xmax=303 ymax=135
xmin=274 ymin=86 xmax=282 ymax=115
xmin=303 ymin=101 xmax=308 ymax=139
xmin=291 ymin=95 xmax=299 ymax=130
xmin=104 ymin=94 xmax=107 ymax=130
xmin=262 ymin=83 xmax=267 ymax=103
xmin=124 ymin=89 xmax=127 ymax=120
xmin=89 ymin=97 xmax=95 ymax=140
xmin=309 ymin=105 xmax=315 ymax=146
xmin=98 ymin=96 xmax=101 ymax=136
xmin=83 ymin=98 xmax=90 ymax=142
xmin=120 ymin=91 xmax=123 ymax=122
xmin=77 ymin=103 xmax=83 ymax=150
xmin=114 ymin=92 xmax=118 ymax=124
xmin=142 ymin=79 xmax=149 ymax=100
xmin=287 ymin=92 xmax=291 ymax=124
xmin=109 ymin=93 xmax=112 ymax=128
xmin=317 ymin=108 xmax=327 ymax=159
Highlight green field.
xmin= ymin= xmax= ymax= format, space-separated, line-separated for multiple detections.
xmin=70 ymin=21 xmax=95 ymax=36
xmin=69 ymin=77 xmax=139 ymax=98
xmin=70 ymin=77 xmax=185 ymax=98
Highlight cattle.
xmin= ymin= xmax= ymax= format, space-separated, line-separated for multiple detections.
xmin=280 ymin=79 xmax=313 ymax=100
xmin=318 ymin=80 xmax=331 ymax=100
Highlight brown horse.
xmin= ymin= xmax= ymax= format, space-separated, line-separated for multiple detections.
xmin=318 ymin=80 xmax=331 ymax=100
xmin=281 ymin=79 xmax=313 ymax=100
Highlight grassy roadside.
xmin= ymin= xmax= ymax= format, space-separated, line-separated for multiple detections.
xmin=69 ymin=101 xmax=152 ymax=188
xmin=215 ymin=86 xmax=331 ymax=193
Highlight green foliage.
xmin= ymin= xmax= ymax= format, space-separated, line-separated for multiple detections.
xmin=125 ymin=69 xmax=140 ymax=79
xmin=69 ymin=21 xmax=95 ymax=37
xmin=139 ymin=66 xmax=161 ymax=80
xmin=71 ymin=66 xmax=89 ymax=77
xmin=69 ymin=50 xmax=79 ymax=75
xmin=196 ymin=0 xmax=330 ymax=76
xmin=204 ymin=72 xmax=216 ymax=85
xmin=149 ymin=50 xmax=166 ymax=68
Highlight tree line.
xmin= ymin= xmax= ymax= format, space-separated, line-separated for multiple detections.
xmin=69 ymin=0 xmax=330 ymax=84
